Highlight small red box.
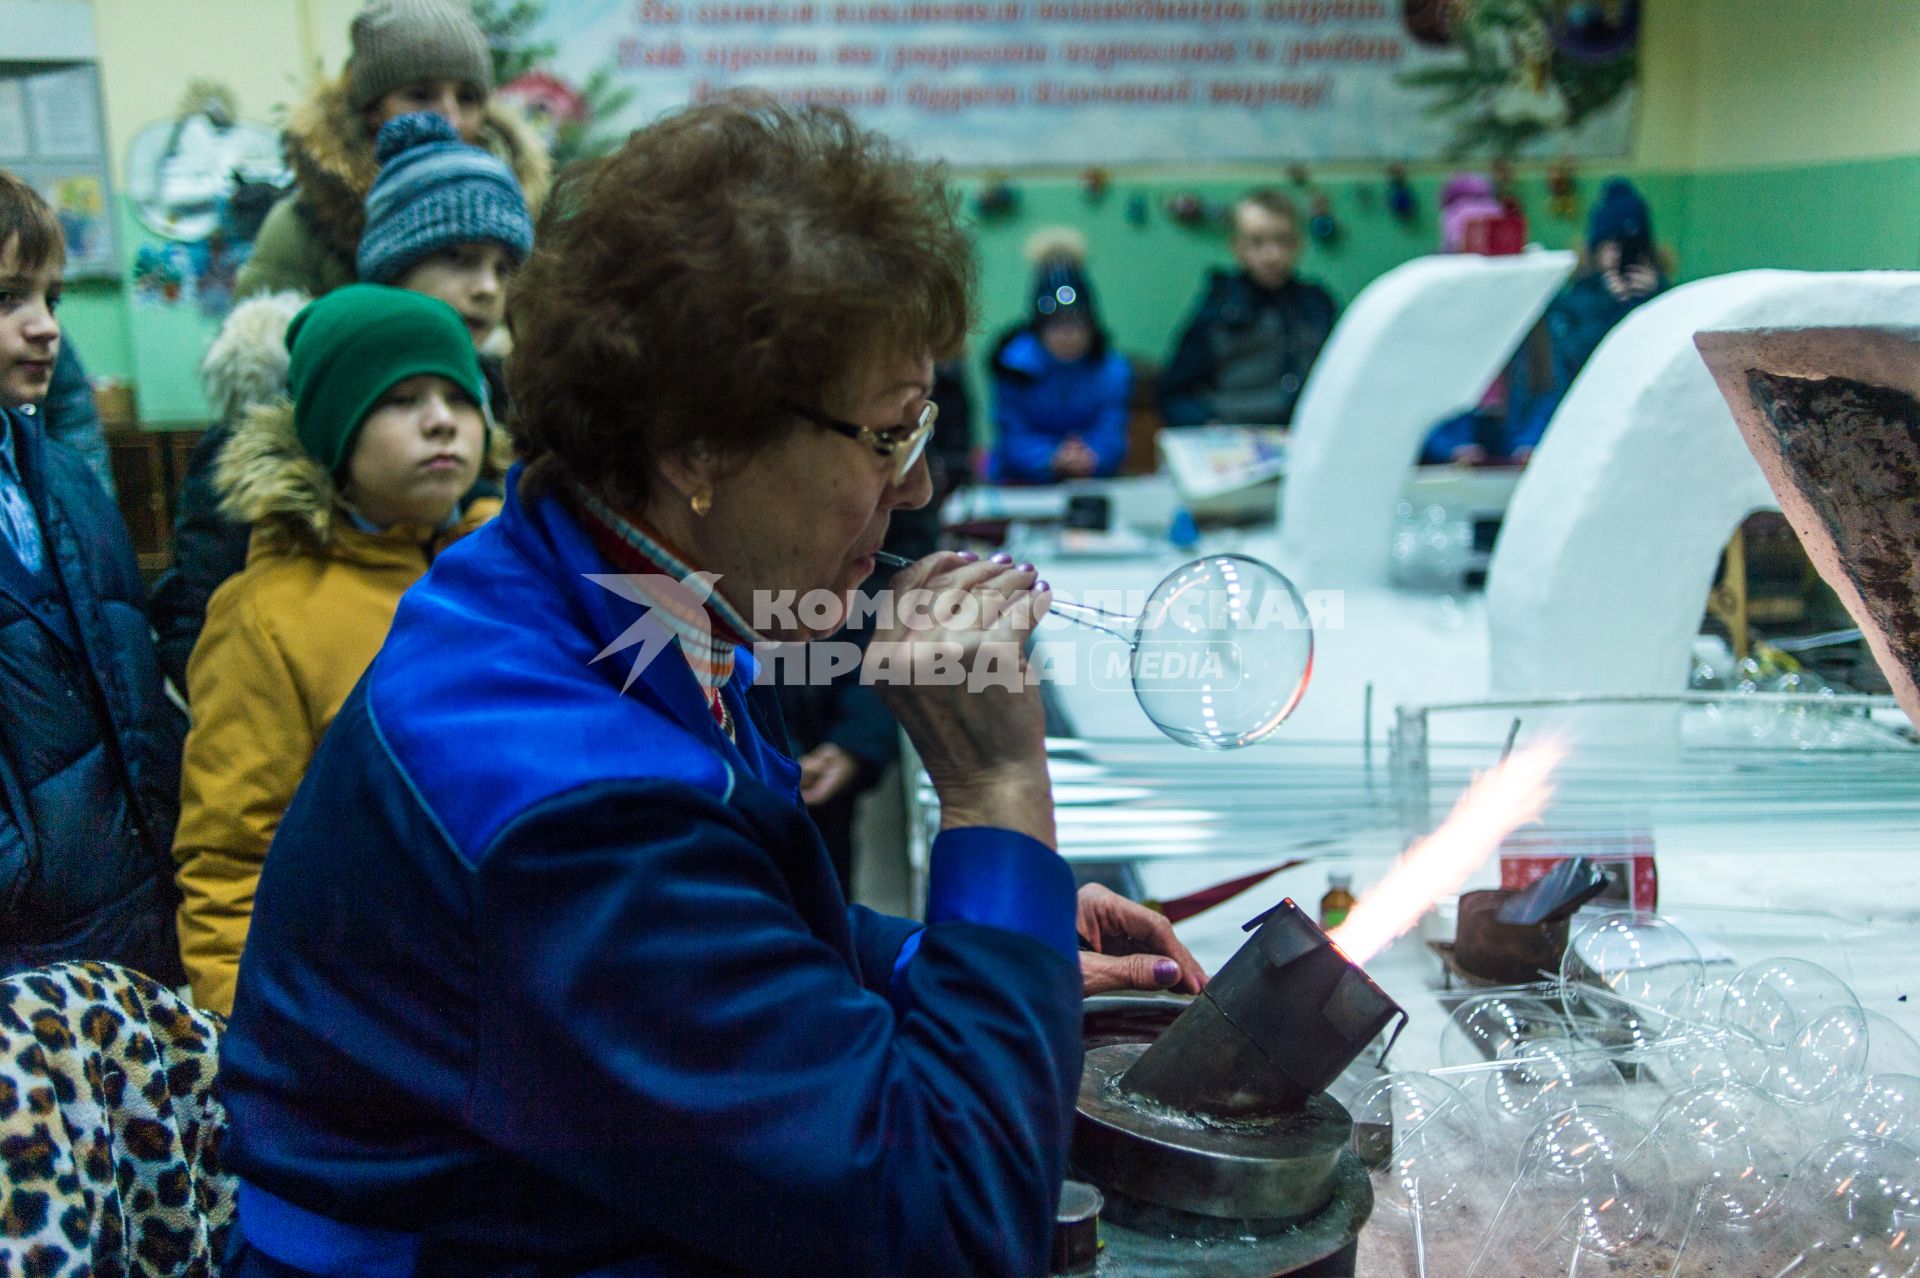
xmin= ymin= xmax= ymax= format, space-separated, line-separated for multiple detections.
xmin=1461 ymin=212 xmax=1529 ymax=257
xmin=1500 ymin=829 xmax=1658 ymax=913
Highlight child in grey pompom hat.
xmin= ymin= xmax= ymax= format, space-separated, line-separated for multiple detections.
xmin=346 ymin=0 xmax=493 ymax=113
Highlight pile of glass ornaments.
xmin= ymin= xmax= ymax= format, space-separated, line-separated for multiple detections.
xmin=1689 ymin=649 xmax=1858 ymax=749
xmin=1389 ymin=501 xmax=1477 ymax=594
xmin=1352 ymin=911 xmax=1920 ymax=1276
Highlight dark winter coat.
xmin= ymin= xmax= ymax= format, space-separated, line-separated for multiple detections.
xmin=1159 ymin=269 xmax=1338 ymax=428
xmin=0 ymin=407 xmax=187 ymax=984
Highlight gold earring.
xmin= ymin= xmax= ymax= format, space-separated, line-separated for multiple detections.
xmin=691 ymin=491 xmax=713 ymax=517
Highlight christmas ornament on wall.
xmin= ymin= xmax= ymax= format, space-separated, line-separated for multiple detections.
xmin=1552 ymin=0 xmax=1640 ymax=62
xmin=1489 ymin=156 xmax=1517 ymax=203
xmin=1164 ymin=192 xmax=1208 ymax=226
xmin=1081 ymin=167 xmax=1111 ymax=202
xmin=1386 ymin=164 xmax=1417 ymax=222
xmin=973 ymin=174 xmax=1020 ymax=220
xmin=1547 ymin=156 xmax=1578 ymax=219
xmin=1307 ymin=192 xmax=1339 ymax=244
xmin=1287 ymin=163 xmax=1311 ymax=188
xmin=1401 ymin=0 xmax=1460 ymax=46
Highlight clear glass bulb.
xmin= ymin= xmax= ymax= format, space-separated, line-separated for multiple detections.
xmin=1788 ymin=1139 xmax=1920 ymax=1258
xmin=1559 ymin=912 xmax=1704 ymax=1055
xmin=1438 ymin=992 xmax=1570 ymax=1070
xmin=1516 ymin=1105 xmax=1676 ymax=1258
xmin=1349 ymin=1072 xmax=1485 ymax=1214
xmin=1830 ymin=1074 xmax=1920 ymax=1150
xmin=1654 ymin=1081 xmax=1798 ymax=1229
xmin=1483 ymin=1037 xmax=1628 ymax=1136
xmin=1721 ymin=958 xmax=1862 ymax=1052
xmin=1124 ymin=555 xmax=1314 ymax=750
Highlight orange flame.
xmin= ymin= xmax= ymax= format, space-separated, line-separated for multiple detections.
xmin=1329 ymin=739 xmax=1566 ymax=965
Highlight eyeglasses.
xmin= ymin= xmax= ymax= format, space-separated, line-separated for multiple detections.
xmin=784 ymin=399 xmax=937 ymax=484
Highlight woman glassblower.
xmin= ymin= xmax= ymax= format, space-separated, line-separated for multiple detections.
xmin=216 ymin=99 xmax=1203 ymax=1277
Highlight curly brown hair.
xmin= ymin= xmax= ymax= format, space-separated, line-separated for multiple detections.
xmin=506 ymin=97 xmax=975 ymax=510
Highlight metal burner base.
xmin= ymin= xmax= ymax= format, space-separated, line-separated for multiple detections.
xmin=1086 ymin=1151 xmax=1371 ymax=1277
xmin=1074 ymin=1042 xmax=1352 ymax=1224
xmin=1072 ymin=994 xmax=1372 ymax=1277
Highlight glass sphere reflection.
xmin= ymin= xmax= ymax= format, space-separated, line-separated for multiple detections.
xmin=1517 ymin=1105 xmax=1675 ymax=1257
xmin=1484 ymin=1037 xmax=1628 ymax=1135
xmin=1438 ymin=992 xmax=1570 ymax=1070
xmin=1348 ymin=1072 xmax=1484 ymax=1214
xmin=1559 ymin=912 xmax=1704 ymax=1054
xmin=1129 ymin=555 xmax=1314 ymax=750
xmin=1655 ymin=1082 xmax=1798 ymax=1228
xmin=1788 ymin=1139 xmax=1920 ymax=1256
xmin=1721 ymin=958 xmax=1862 ymax=1052
xmin=1831 ymin=1074 xmax=1920 ymax=1150
xmin=1755 ymin=1006 xmax=1871 ymax=1109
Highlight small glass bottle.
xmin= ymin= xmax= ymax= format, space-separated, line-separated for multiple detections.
xmin=1319 ymin=872 xmax=1355 ymax=930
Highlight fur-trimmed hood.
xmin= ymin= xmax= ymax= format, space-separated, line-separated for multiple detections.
xmin=216 ymin=398 xmax=511 ymax=552
xmin=281 ymin=75 xmax=552 ymax=270
xmin=201 ymin=290 xmax=309 ymax=427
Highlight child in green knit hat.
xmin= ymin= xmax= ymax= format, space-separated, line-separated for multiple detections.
xmin=172 ymin=284 xmax=505 ymax=1015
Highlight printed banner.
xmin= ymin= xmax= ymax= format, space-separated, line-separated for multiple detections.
xmin=513 ymin=0 xmax=1641 ymax=165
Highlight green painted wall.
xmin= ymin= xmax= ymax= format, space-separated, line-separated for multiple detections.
xmin=1676 ymin=156 xmax=1920 ymax=279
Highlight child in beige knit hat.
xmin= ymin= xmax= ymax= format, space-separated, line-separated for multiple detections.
xmin=348 ymin=0 xmax=495 ymax=144
xmin=232 ymin=0 xmax=549 ymax=303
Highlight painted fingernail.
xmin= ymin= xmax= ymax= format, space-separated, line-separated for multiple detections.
xmin=1153 ymin=959 xmax=1179 ymax=986
xmin=956 ymin=551 xmax=979 ymax=562
xmin=1036 ymin=580 xmax=1050 ymax=593
xmin=1018 ymin=562 xmax=1035 ymax=573
xmin=990 ymin=552 xmax=1013 ymax=565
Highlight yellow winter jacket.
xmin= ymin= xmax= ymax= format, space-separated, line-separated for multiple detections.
xmin=172 ymin=399 xmax=504 ymax=1013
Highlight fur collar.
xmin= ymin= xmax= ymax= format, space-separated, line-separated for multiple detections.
xmin=216 ymin=398 xmax=512 ymax=553
xmin=281 ymin=75 xmax=553 ymax=269
xmin=201 ymin=290 xmax=309 ymax=427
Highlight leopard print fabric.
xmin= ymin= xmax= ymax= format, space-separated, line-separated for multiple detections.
xmin=0 ymin=962 xmax=232 ymax=1277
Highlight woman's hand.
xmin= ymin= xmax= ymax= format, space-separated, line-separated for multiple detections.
xmin=868 ymin=552 xmax=1054 ymax=847
xmin=797 ymin=743 xmax=860 ymax=807
xmin=1076 ymin=884 xmax=1208 ymax=995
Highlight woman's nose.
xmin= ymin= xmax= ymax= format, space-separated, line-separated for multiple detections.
xmin=889 ymin=450 xmax=935 ymax=511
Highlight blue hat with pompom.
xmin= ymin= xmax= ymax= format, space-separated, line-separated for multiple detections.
xmin=1586 ymin=178 xmax=1653 ymax=254
xmin=357 ymin=112 xmax=534 ymax=285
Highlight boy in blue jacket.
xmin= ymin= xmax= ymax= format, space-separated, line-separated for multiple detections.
xmin=989 ymin=230 xmax=1131 ymax=483
xmin=0 ymin=169 xmax=186 ymax=981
